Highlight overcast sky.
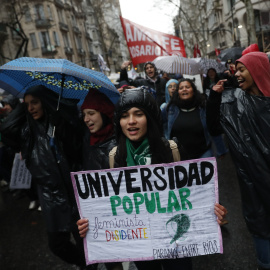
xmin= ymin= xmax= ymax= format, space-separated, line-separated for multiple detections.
xmin=119 ymin=0 xmax=176 ymax=35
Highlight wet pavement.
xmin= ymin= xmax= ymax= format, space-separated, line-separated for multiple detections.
xmin=0 ymin=152 xmax=257 ymax=270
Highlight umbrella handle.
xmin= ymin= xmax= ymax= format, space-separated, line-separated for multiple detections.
xmin=56 ymin=73 xmax=65 ymax=111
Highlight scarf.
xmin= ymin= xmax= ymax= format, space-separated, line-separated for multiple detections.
xmin=126 ymin=138 xmax=151 ymax=166
xmin=90 ymin=123 xmax=114 ymax=146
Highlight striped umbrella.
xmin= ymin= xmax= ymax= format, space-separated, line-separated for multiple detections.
xmin=191 ymin=58 xmax=227 ymax=74
xmin=153 ymin=55 xmax=200 ymax=75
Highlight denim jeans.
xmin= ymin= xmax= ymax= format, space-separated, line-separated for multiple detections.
xmin=199 ymin=148 xmax=213 ymax=158
xmin=211 ymin=135 xmax=228 ymax=157
xmin=253 ymin=236 xmax=270 ymax=269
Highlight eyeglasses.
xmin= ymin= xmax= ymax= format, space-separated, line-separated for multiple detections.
xmin=168 ymin=85 xmax=177 ymax=89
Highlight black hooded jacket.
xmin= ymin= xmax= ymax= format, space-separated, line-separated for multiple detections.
xmin=207 ymin=88 xmax=270 ymax=239
xmin=1 ymin=86 xmax=83 ymax=232
xmin=119 ymin=68 xmax=166 ymax=107
xmin=82 ymin=128 xmax=116 ymax=171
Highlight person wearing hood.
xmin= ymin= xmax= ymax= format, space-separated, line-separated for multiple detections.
xmin=160 ymin=79 xmax=178 ymax=138
xmin=0 ymin=85 xmax=87 ymax=268
xmin=0 ymin=94 xmax=22 ymax=189
xmin=162 ymin=79 xmax=214 ymax=160
xmin=78 ymin=89 xmax=123 ymax=270
xmin=207 ymin=51 xmax=270 ymax=270
xmin=78 ymin=87 xmax=228 ymax=270
xmin=1 ymin=94 xmax=20 ymax=114
xmin=120 ymin=61 xmax=166 ymax=107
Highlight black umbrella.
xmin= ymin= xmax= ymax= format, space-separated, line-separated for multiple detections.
xmin=218 ymin=47 xmax=244 ymax=62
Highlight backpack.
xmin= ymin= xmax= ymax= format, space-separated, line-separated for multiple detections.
xmin=109 ymin=140 xmax=180 ymax=168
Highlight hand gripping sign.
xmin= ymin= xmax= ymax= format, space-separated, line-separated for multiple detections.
xmin=71 ymin=157 xmax=223 ymax=265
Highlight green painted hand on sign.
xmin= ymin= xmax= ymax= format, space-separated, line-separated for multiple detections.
xmin=166 ymin=214 xmax=190 ymax=244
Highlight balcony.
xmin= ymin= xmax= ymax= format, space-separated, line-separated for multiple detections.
xmin=77 ymin=48 xmax=85 ymax=55
xmin=41 ymin=46 xmax=57 ymax=55
xmin=59 ymin=22 xmax=69 ymax=32
xmin=35 ymin=19 xmax=51 ymax=28
xmin=90 ymin=52 xmax=98 ymax=61
xmin=65 ymin=47 xmax=74 ymax=54
xmin=75 ymin=11 xmax=86 ymax=19
xmin=54 ymin=0 xmax=64 ymax=8
xmin=72 ymin=26 xmax=81 ymax=34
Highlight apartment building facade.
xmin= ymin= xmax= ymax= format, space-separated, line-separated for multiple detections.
xmin=173 ymin=0 xmax=270 ymax=58
xmin=0 ymin=0 xmax=129 ymax=73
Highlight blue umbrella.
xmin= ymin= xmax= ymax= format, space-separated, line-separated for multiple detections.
xmin=0 ymin=57 xmax=120 ymax=105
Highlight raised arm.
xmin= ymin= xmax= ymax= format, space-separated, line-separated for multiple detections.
xmin=206 ymin=80 xmax=227 ymax=136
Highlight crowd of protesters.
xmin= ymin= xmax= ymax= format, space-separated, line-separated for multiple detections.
xmin=0 ymin=45 xmax=270 ymax=270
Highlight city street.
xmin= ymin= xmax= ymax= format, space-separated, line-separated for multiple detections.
xmin=0 ymin=151 xmax=257 ymax=270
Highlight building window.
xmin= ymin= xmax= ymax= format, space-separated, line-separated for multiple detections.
xmin=227 ymin=0 xmax=235 ymax=12
xmin=75 ymin=35 xmax=83 ymax=49
xmin=47 ymin=5 xmax=53 ymax=20
xmin=30 ymin=33 xmax=38 ymax=49
xmin=62 ymin=32 xmax=70 ymax=47
xmin=34 ymin=4 xmax=45 ymax=20
xmin=53 ymin=31 xmax=60 ymax=46
xmin=71 ymin=15 xmax=77 ymax=27
xmin=39 ymin=31 xmax=51 ymax=49
xmin=57 ymin=9 xmax=65 ymax=23
xmin=23 ymin=6 xmax=32 ymax=22
xmin=92 ymin=29 xmax=97 ymax=40
xmin=87 ymin=40 xmax=92 ymax=52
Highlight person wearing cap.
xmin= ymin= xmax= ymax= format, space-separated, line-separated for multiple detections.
xmin=78 ymin=87 xmax=228 ymax=270
xmin=119 ymin=61 xmax=166 ymax=107
xmin=207 ymin=51 xmax=270 ymax=270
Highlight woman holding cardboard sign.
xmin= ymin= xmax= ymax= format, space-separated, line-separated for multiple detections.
xmin=78 ymin=87 xmax=227 ymax=270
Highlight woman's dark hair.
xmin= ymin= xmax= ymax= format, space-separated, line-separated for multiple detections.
xmin=113 ymin=88 xmax=174 ymax=167
xmin=203 ymin=68 xmax=219 ymax=91
xmin=23 ymin=85 xmax=81 ymax=165
xmin=167 ymin=78 xmax=205 ymax=110
xmin=114 ymin=110 xmax=173 ymax=167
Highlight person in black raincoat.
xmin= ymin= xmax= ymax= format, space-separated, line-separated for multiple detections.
xmin=0 ymin=94 xmax=21 ymax=186
xmin=206 ymin=52 xmax=270 ymax=270
xmin=119 ymin=61 xmax=166 ymax=107
xmin=1 ymin=85 xmax=86 ymax=268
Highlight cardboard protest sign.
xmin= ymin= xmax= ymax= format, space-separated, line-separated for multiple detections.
xmin=10 ymin=153 xmax=31 ymax=189
xmin=71 ymin=157 xmax=222 ymax=265
xmin=120 ymin=16 xmax=186 ymax=67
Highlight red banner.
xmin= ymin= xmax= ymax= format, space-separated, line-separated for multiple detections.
xmin=120 ymin=16 xmax=186 ymax=67
xmin=193 ymin=44 xmax=201 ymax=58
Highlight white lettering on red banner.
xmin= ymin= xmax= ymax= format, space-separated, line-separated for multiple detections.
xmin=120 ymin=16 xmax=186 ymax=66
